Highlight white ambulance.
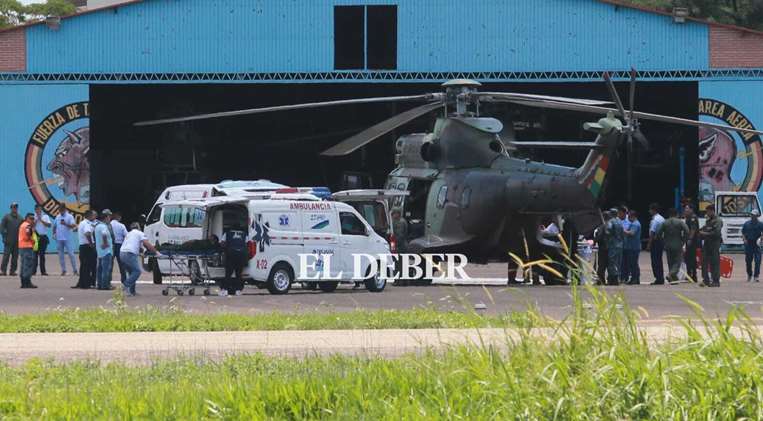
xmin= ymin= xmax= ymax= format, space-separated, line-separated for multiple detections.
xmin=147 ymin=196 xmax=391 ymax=294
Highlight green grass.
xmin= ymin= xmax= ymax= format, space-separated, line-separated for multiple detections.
xmin=0 ymin=307 xmax=536 ymax=333
xmin=1 ymin=290 xmax=763 ymax=419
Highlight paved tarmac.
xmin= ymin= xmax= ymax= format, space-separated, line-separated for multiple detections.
xmin=0 ymin=253 xmax=761 ymax=320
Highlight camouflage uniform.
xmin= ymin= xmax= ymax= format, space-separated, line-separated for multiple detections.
xmin=605 ymin=217 xmax=624 ymax=285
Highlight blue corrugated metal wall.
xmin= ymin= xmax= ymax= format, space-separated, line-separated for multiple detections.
xmin=23 ymin=0 xmax=708 ymax=75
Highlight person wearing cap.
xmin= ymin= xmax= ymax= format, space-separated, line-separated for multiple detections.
xmin=17 ymin=213 xmax=37 ymax=289
xmin=53 ymin=203 xmax=78 ymax=276
xmin=604 ymin=208 xmax=624 ymax=285
xmin=110 ymin=211 xmax=128 ymax=284
xmin=120 ymin=222 xmax=160 ymax=296
xmin=742 ymin=210 xmax=763 ymax=282
xmin=73 ymin=210 xmax=97 ymax=289
xmin=699 ymin=204 xmax=724 ymax=287
xmin=0 ymin=202 xmax=22 ymax=276
xmin=647 ymin=203 xmax=666 ymax=285
xmin=94 ymin=211 xmax=114 ymax=290
xmin=655 ymin=208 xmax=689 ymax=285
xmin=32 ymin=204 xmax=51 ymax=276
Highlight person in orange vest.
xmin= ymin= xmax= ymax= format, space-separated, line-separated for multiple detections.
xmin=18 ymin=213 xmax=37 ymax=289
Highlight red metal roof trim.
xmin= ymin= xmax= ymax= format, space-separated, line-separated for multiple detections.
xmin=0 ymin=0 xmax=143 ymax=35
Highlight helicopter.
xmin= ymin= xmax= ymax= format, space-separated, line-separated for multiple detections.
xmin=135 ymin=72 xmax=763 ymax=285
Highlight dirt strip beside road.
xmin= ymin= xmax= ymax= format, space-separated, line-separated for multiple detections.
xmin=0 ymin=325 xmax=747 ymax=366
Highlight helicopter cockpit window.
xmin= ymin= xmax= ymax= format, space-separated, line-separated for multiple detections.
xmin=437 ymin=186 xmax=448 ymax=208
xmin=461 ymin=187 xmax=472 ymax=208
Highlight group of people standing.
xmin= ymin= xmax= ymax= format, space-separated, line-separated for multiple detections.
xmin=1 ymin=202 xmax=158 ymax=295
xmin=595 ymin=203 xmax=723 ymax=287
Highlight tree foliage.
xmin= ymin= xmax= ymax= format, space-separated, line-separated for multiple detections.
xmin=0 ymin=0 xmax=75 ymax=30
xmin=626 ymin=0 xmax=763 ymax=30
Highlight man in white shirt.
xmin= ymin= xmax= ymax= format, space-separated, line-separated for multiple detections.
xmin=120 ymin=222 xmax=159 ymax=296
xmin=110 ymin=211 xmax=129 ymax=284
xmin=32 ymin=204 xmax=52 ymax=276
xmin=647 ymin=203 xmax=666 ymax=285
xmin=52 ymin=203 xmax=78 ymax=276
xmin=73 ymin=210 xmax=97 ymax=289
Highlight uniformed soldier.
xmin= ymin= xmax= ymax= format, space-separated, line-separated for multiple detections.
xmin=221 ymin=225 xmax=248 ymax=296
xmin=605 ymin=208 xmax=624 ymax=285
xmin=683 ymin=206 xmax=700 ymax=283
xmin=699 ymin=204 xmax=723 ymax=287
xmin=656 ymin=208 xmax=689 ymax=284
xmin=391 ymin=210 xmax=409 ymax=253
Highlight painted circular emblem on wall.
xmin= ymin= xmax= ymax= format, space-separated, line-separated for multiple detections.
xmin=24 ymin=102 xmax=90 ymax=219
xmin=698 ymin=98 xmax=762 ymax=208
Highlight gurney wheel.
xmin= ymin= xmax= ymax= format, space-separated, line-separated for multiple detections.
xmin=161 ymin=289 xmax=169 ymax=296
xmin=188 ymin=288 xmax=195 ymax=296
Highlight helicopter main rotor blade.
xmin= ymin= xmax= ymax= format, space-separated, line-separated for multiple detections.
xmin=486 ymin=96 xmax=763 ymax=137
xmin=628 ymin=68 xmax=637 ymax=122
xmin=134 ymin=93 xmax=442 ymax=127
xmin=321 ymin=101 xmax=443 ymax=157
xmin=476 ymin=92 xmax=612 ymax=106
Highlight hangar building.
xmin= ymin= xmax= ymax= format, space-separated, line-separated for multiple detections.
xmin=1 ymin=0 xmax=763 ymax=231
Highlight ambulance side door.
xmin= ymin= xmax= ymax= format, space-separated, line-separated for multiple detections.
xmin=300 ymin=208 xmax=341 ymax=279
xmin=338 ymin=209 xmax=372 ymax=280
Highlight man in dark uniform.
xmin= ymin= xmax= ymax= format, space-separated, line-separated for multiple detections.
xmin=656 ymin=208 xmax=689 ymax=284
xmin=683 ymin=206 xmax=700 ymax=283
xmin=1 ymin=202 xmax=22 ymax=276
xmin=741 ymin=211 xmax=763 ymax=283
xmin=699 ymin=204 xmax=723 ymax=287
xmin=221 ymin=225 xmax=248 ymax=296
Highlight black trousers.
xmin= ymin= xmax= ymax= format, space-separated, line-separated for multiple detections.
xmin=223 ymin=250 xmax=246 ymax=294
xmin=77 ymin=245 xmax=97 ymax=288
xmin=33 ymin=235 xmax=49 ymax=275
xmin=1 ymin=242 xmax=18 ymax=274
xmin=684 ymin=241 xmax=698 ymax=282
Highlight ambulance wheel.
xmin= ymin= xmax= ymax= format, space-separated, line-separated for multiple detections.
xmin=203 ymin=289 xmax=211 ymax=296
xmin=318 ymin=281 xmax=339 ymax=293
xmin=188 ymin=288 xmax=195 ymax=296
xmin=177 ymin=289 xmax=184 ymax=296
xmin=267 ymin=264 xmax=293 ymax=295
xmin=161 ymin=289 xmax=168 ymax=296
xmin=364 ymin=263 xmax=386 ymax=292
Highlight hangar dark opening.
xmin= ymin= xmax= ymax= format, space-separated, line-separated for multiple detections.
xmin=89 ymin=82 xmax=696 ymax=223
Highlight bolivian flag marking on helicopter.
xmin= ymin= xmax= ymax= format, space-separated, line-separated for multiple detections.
xmin=583 ymin=155 xmax=609 ymax=198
